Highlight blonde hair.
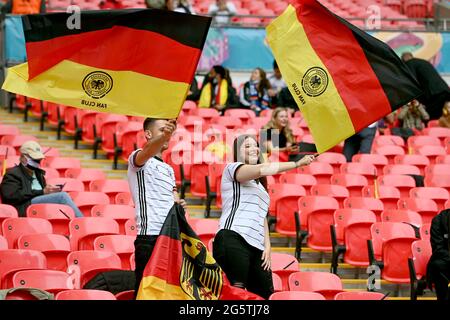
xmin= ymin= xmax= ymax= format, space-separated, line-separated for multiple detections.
xmin=263 ymin=107 xmax=295 ymax=144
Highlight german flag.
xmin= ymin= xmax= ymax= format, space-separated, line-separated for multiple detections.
xmin=137 ymin=204 xmax=263 ymax=300
xmin=2 ymin=9 xmax=211 ymax=118
xmin=267 ymin=0 xmax=422 ymax=153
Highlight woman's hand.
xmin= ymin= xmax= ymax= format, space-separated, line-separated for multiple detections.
xmin=295 ymin=154 xmax=316 ymax=167
xmin=261 ymin=243 xmax=271 ymax=271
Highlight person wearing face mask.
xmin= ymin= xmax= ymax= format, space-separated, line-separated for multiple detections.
xmin=239 ymin=68 xmax=272 ymax=116
xmin=212 ymin=135 xmax=316 ymax=299
xmin=0 ymin=141 xmax=84 ymax=218
xmin=198 ymin=65 xmax=237 ymax=112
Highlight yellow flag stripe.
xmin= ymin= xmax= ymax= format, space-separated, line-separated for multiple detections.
xmin=2 ymin=61 xmax=189 ymax=118
xmin=266 ymin=5 xmax=355 ymax=153
xmin=137 ymin=276 xmax=189 ymax=300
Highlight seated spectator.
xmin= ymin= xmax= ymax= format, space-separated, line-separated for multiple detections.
xmin=261 ymin=107 xmax=298 ymax=162
xmin=438 ymin=101 xmax=450 ymax=128
xmin=208 ymin=0 xmax=237 ymax=25
xmin=198 ymin=65 xmax=237 ymax=112
xmin=268 ymin=60 xmax=286 ymax=107
xmin=397 ymin=99 xmax=430 ymax=131
xmin=0 ymin=141 xmax=84 ymax=217
xmin=343 ymin=122 xmax=377 ymax=162
xmin=277 ymin=87 xmax=298 ymax=114
xmin=240 ymin=68 xmax=272 ymax=116
xmin=174 ymin=0 xmax=196 ymax=14
xmin=186 ymin=77 xmax=200 ymax=102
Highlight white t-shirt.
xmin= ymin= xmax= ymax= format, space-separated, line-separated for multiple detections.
xmin=208 ymin=2 xmax=237 ymax=24
xmin=128 ymin=150 xmax=176 ymax=236
xmin=219 ymin=162 xmax=270 ymax=251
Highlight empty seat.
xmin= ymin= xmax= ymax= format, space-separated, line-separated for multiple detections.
xmin=297 ymin=162 xmax=334 ymax=185
xmin=362 ymin=185 xmax=401 ymax=210
xmin=115 ymin=290 xmax=135 ymax=300
xmin=269 ymin=291 xmax=326 ymax=300
xmin=374 ymin=145 xmax=405 ymax=163
xmin=115 ymin=192 xmax=134 ymax=206
xmin=372 ymin=135 xmax=405 ymax=149
xmin=331 ymin=174 xmax=368 ymax=197
xmin=316 ymin=152 xmax=347 ymax=173
xmin=415 ymin=145 xmax=446 ymax=164
xmin=383 ymin=164 xmax=421 ymax=176
xmin=288 ymin=271 xmax=343 ymax=300
xmin=410 ymin=187 xmax=449 ymax=211
xmin=65 ymin=168 xmax=106 ymax=190
xmin=0 ymin=204 xmax=19 ymax=233
xmin=0 ymin=249 xmax=47 ymax=289
xmin=352 ymin=154 xmax=388 ymax=172
xmin=272 ymin=184 xmax=307 ymax=237
xmin=271 ymin=252 xmax=299 ymax=292
xmin=69 ymin=192 xmax=110 ymax=216
xmin=93 ymin=235 xmax=135 ymax=270
xmin=408 ymin=135 xmax=442 ymax=149
xmin=310 ymin=184 xmax=349 ymax=207
xmin=91 ymin=204 xmax=135 ymax=235
xmin=279 ymin=173 xmax=317 ymax=193
xmin=394 ymin=154 xmax=430 ymax=175
xmin=409 ymin=239 xmax=432 ymax=300
xmin=381 ymin=209 xmax=423 ymax=228
xmin=343 ymin=197 xmax=384 ymax=220
xmin=435 ymin=155 xmax=450 ymax=164
xmin=331 ymin=209 xmax=377 ymax=272
xmin=397 ymin=198 xmax=438 ymax=224
xmin=66 ymin=251 xmax=122 ymax=287
xmin=334 ymin=291 xmax=385 ymax=300
xmin=69 ymin=217 xmax=120 ymax=251
xmin=1 ymin=217 xmax=53 ymax=249
xmin=55 ymin=289 xmax=117 ymax=300
xmin=12 ymin=270 xmax=74 ymax=293
xmin=41 ymin=157 xmax=81 ymax=176
xmin=424 ymin=174 xmax=450 ymax=192
xmin=0 ymin=235 xmax=7 ymax=249
xmin=377 ymin=174 xmax=416 ymax=198
xmin=340 ymin=163 xmax=377 ymax=182
xmin=89 ymin=179 xmax=130 ymax=203
xmin=124 ymin=219 xmax=137 ymax=236
xmin=17 ymin=233 xmax=70 ymax=272
xmin=26 ymin=204 xmax=75 ymax=236
xmin=189 ymin=218 xmax=219 ymax=245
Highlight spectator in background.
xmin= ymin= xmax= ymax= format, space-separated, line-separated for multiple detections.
xmin=186 ymin=77 xmax=200 ymax=102
xmin=343 ymin=122 xmax=377 ymax=162
xmin=0 ymin=141 xmax=84 ymax=218
xmin=268 ymin=60 xmax=286 ymax=107
xmin=438 ymin=101 xmax=450 ymax=128
xmin=145 ymin=0 xmax=175 ymax=10
xmin=240 ymin=68 xmax=272 ymax=116
xmin=402 ymin=52 xmax=450 ymax=121
xmin=277 ymin=87 xmax=298 ymax=114
xmin=261 ymin=107 xmax=298 ymax=162
xmin=397 ymin=99 xmax=429 ymax=131
xmin=174 ymin=0 xmax=196 ymax=14
xmin=208 ymin=0 xmax=237 ymax=25
xmin=2 ymin=0 xmax=45 ymax=14
xmin=198 ymin=65 xmax=237 ymax=112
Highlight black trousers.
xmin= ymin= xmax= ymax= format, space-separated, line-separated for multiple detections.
xmin=428 ymin=258 xmax=450 ymax=301
xmin=213 ymin=229 xmax=274 ymax=299
xmin=133 ymin=235 xmax=158 ymax=299
xmin=343 ymin=126 xmax=377 ymax=162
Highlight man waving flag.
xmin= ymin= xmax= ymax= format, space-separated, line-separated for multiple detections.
xmin=2 ymin=9 xmax=211 ymax=118
xmin=266 ymin=0 xmax=422 ymax=153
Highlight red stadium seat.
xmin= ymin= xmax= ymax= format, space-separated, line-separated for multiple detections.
xmin=271 ymin=252 xmax=299 ymax=292
xmin=368 ymin=222 xmax=417 ymax=283
xmin=372 ymin=135 xmax=405 ymax=149
xmin=316 ymin=152 xmax=347 ymax=173
xmin=0 ymin=235 xmax=7 ymax=249
xmin=410 ymin=187 xmax=449 ymax=211
xmin=115 ymin=192 xmax=134 ymax=207
xmin=381 ymin=209 xmax=423 ymax=228
xmin=0 ymin=204 xmax=19 ymax=234
xmin=298 ymin=196 xmax=339 ymax=251
xmin=269 ymin=291 xmax=326 ymax=300
xmin=334 ymin=291 xmax=385 ymax=300
xmin=189 ymin=107 xmax=221 ymax=121
xmin=249 ymin=117 xmax=271 ymax=129
xmin=435 ymin=155 xmax=450 ymax=164
xmin=330 ymin=174 xmax=368 ymax=197
xmin=374 ymin=145 xmax=406 ymax=163
xmin=224 ymin=109 xmax=256 ymax=125
xmin=415 ymin=145 xmax=446 ymax=164
xmin=97 ymin=114 xmax=129 ymax=157
xmin=94 ymin=235 xmax=135 ymax=270
xmin=352 ymin=154 xmax=388 ymax=172
xmin=288 ymin=271 xmax=343 ymax=300
xmin=46 ymin=103 xmax=65 ymax=138
xmin=56 ymin=289 xmax=117 ymax=300
xmin=1 ymin=217 xmax=53 ymax=249
xmin=78 ymin=111 xmax=99 ymax=144
xmin=422 ymin=127 xmax=450 ymax=141
xmin=189 ymin=152 xmax=221 ymax=199
xmin=124 ymin=219 xmax=137 ymax=236
xmin=113 ymin=121 xmax=144 ymax=163
xmin=424 ymin=174 xmax=450 ymax=193
xmin=211 ymin=116 xmax=243 ymax=130
xmin=377 ymin=174 xmax=416 ymax=198
xmin=13 ymin=270 xmax=74 ymax=293
xmin=65 ymin=168 xmax=106 ymax=190
xmin=397 ymin=198 xmax=439 ymax=224
xmin=409 ymin=239 xmax=432 ymax=300
xmin=279 ymin=173 xmax=317 ymax=193
xmin=69 ymin=217 xmax=119 ymax=251
xmin=340 ymin=163 xmax=377 ymax=183
xmin=17 ymin=233 xmax=70 ymax=272
xmin=115 ymin=289 xmax=135 ymax=300
xmin=66 ymin=251 xmax=122 ymax=287
xmin=310 ymin=184 xmax=349 ymax=207
xmin=383 ymin=164 xmax=421 ymax=176
xmin=419 ymin=223 xmax=431 ymax=240
xmin=0 ymin=249 xmax=47 ymax=289
xmin=0 ymin=135 xmax=38 ymax=152
xmin=26 ymin=204 xmax=74 ymax=236
xmin=46 ymin=178 xmax=85 ymax=192
xmin=0 ymin=125 xmax=20 ymax=140
xmin=91 ymin=204 xmax=135 ymax=235
xmin=0 ymin=155 xmax=22 ymax=170
xmin=394 ymin=154 xmax=430 ymax=175
xmin=0 ymin=145 xmax=16 ymax=157
xmin=408 ymin=135 xmax=442 ymax=149
xmin=272 ymin=272 xmax=283 ymax=292
xmin=41 ymin=157 xmax=81 ymax=176
xmin=43 ymin=168 xmax=60 ymax=179
xmin=362 ymin=185 xmax=401 ymax=210
xmin=69 ymin=191 xmax=110 ymax=216
xmin=89 ymin=179 xmax=130 ymax=204
xmin=189 ymin=218 xmax=219 ymax=244
xmin=331 ymin=209 xmax=377 ymax=272
xmin=297 ymin=162 xmax=334 ymax=184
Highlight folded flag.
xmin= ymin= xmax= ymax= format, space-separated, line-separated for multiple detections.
xmin=266 ymin=0 xmax=422 ymax=153
xmin=137 ymin=203 xmax=263 ymax=300
xmin=2 ymin=9 xmax=211 ymax=118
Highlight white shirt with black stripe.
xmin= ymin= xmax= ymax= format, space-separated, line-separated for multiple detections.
xmin=219 ymin=162 xmax=270 ymax=251
xmin=127 ymin=150 xmax=176 ymax=236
